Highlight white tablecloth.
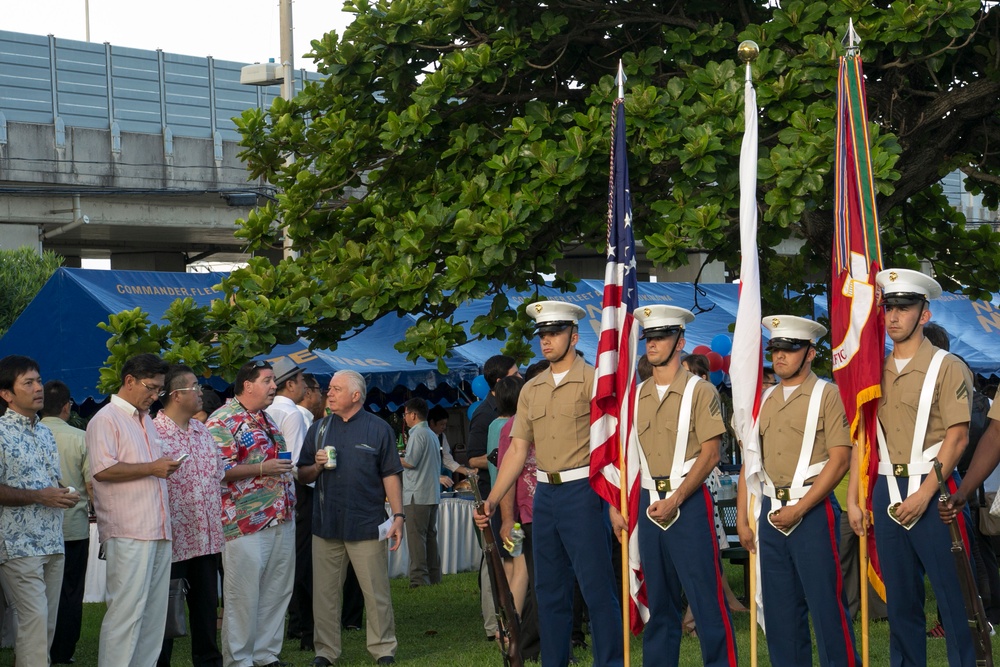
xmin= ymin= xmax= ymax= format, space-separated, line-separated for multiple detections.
xmin=84 ymin=497 xmax=482 ymax=601
xmin=388 ymin=497 xmax=481 ymax=578
xmin=84 ymin=523 xmax=109 ymax=603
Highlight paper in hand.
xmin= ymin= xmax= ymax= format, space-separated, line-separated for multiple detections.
xmin=378 ymin=517 xmax=393 ymax=541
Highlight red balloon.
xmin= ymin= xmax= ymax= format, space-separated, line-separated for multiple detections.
xmin=721 ymin=354 xmax=732 ymax=373
xmin=691 ymin=345 xmax=711 ymax=356
xmin=706 ymin=351 xmax=724 ymax=372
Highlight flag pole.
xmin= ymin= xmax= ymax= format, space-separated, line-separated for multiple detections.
xmin=858 ymin=416 xmax=870 ymax=667
xmin=842 ymin=17 xmax=869 ymax=666
xmin=749 ymin=498 xmax=758 ymax=667
xmin=735 ymin=40 xmax=761 ymax=667
xmin=615 ymin=59 xmax=631 ymax=667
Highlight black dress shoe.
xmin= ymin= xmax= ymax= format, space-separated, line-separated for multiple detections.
xmin=312 ymin=657 xmax=334 ymax=666
xmin=376 ymin=657 xmax=395 ymax=665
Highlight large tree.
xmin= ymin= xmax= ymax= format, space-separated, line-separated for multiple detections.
xmin=99 ymin=0 xmax=1000 ymax=389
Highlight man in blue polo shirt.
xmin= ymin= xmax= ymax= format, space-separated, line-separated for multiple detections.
xmin=298 ymin=370 xmax=404 ymax=667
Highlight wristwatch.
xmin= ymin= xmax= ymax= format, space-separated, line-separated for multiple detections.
xmin=392 ymin=512 xmax=406 ymax=520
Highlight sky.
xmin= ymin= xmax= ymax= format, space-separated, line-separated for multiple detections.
xmin=6 ymin=0 xmax=356 ymax=70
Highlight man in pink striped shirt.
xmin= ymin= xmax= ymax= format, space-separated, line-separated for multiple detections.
xmin=86 ymin=353 xmax=182 ymax=667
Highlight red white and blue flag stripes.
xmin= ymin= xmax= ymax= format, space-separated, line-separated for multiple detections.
xmin=589 ymin=64 xmax=645 ymax=634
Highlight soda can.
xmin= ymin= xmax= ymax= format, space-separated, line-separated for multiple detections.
xmin=324 ymin=445 xmax=337 ymax=469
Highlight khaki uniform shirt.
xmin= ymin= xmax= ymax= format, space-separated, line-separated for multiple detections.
xmin=878 ymin=338 xmax=972 ymax=464
xmin=760 ymin=373 xmax=851 ymax=487
xmin=511 ymin=355 xmax=594 ymax=472
xmin=635 ymin=370 xmax=725 ymax=477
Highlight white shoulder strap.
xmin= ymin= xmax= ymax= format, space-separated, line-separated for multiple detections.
xmin=790 ymin=380 xmax=829 ymax=488
xmin=910 ymin=349 xmax=948 ymax=467
xmin=669 ymin=376 xmax=701 ymax=481
xmin=876 ymin=348 xmax=948 ymax=503
xmin=635 ymin=380 xmax=653 ymax=477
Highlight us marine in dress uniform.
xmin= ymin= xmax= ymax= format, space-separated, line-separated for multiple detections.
xmin=737 ymin=315 xmax=860 ymax=667
xmin=609 ymin=305 xmax=737 ymax=667
xmin=475 ymin=300 xmax=623 ymax=667
xmin=852 ymin=268 xmax=976 ymax=667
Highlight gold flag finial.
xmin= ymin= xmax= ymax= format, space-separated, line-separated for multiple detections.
xmin=738 ymin=41 xmax=759 ymax=64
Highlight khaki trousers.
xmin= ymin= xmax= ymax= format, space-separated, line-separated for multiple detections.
xmin=99 ymin=538 xmax=171 ymax=667
xmin=312 ymin=536 xmax=396 ymax=662
xmin=221 ymin=521 xmax=294 ymax=667
xmin=0 ymin=553 xmax=64 ymax=666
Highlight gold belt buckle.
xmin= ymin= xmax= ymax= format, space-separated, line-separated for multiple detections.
xmin=549 ymin=471 xmax=562 ymax=485
xmin=893 ymin=464 xmax=908 ymax=477
xmin=655 ymin=478 xmax=671 ymax=493
xmin=776 ymin=487 xmax=791 ymax=502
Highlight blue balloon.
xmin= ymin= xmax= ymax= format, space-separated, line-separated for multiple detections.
xmin=472 ymin=375 xmax=490 ymax=399
xmin=467 ymin=400 xmax=482 ymax=420
xmin=711 ymin=334 xmax=733 ymax=356
xmin=710 ymin=370 xmax=724 ymax=386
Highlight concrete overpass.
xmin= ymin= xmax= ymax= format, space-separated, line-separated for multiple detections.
xmin=0 ymin=30 xmax=321 ymax=270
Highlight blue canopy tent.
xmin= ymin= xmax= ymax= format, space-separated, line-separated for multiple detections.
xmin=6 ymin=268 xmax=999 ymax=411
xmin=451 ymin=280 xmax=741 ymax=367
xmin=0 ymin=268 xmax=480 ymax=406
xmin=812 ymin=292 xmax=1000 ymax=378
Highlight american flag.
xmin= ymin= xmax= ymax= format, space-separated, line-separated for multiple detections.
xmin=589 ymin=81 xmax=644 ymax=633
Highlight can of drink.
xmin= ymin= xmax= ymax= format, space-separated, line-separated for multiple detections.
xmin=324 ymin=445 xmax=337 ymax=469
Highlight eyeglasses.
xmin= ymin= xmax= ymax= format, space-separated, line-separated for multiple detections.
xmin=172 ymin=385 xmax=203 ymax=394
xmin=250 ymin=360 xmax=272 ymax=369
xmin=139 ymin=379 xmax=166 ymax=397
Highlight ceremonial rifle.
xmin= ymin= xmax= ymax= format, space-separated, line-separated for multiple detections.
xmin=933 ymin=460 xmax=994 ymax=667
xmin=469 ymin=473 xmax=523 ymax=667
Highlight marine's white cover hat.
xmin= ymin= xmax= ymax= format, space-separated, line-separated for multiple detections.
xmin=876 ymin=268 xmax=942 ymax=304
xmin=762 ymin=315 xmax=827 ymax=350
xmin=526 ymin=300 xmax=586 ymax=334
xmin=635 ymin=304 xmax=695 ymax=339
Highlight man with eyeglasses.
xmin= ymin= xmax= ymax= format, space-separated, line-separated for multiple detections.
xmin=207 ymin=360 xmax=295 ymax=667
xmin=86 ymin=353 xmax=181 ymax=667
xmin=298 ymin=374 xmax=326 ymax=425
xmin=153 ymin=364 xmax=224 ymax=667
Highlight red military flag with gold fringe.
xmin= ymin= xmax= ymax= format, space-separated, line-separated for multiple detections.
xmin=830 ymin=48 xmax=886 ymax=602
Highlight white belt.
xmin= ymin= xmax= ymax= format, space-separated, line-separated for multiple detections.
xmin=762 ymin=479 xmax=812 ymax=503
xmin=640 ymin=474 xmax=685 ymax=494
xmin=876 ymin=453 xmax=938 ymax=479
xmin=536 ymin=466 xmax=589 ymax=485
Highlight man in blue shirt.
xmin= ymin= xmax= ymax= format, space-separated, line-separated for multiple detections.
xmin=0 ymin=355 xmax=78 ymax=666
xmin=400 ymin=398 xmax=443 ymax=588
xmin=298 ymin=370 xmax=404 ymax=667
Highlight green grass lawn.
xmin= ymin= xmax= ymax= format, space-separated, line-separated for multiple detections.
xmin=0 ymin=564 xmax=996 ymax=665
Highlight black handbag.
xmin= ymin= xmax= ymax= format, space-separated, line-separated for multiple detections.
xmin=164 ymin=578 xmax=189 ymax=639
